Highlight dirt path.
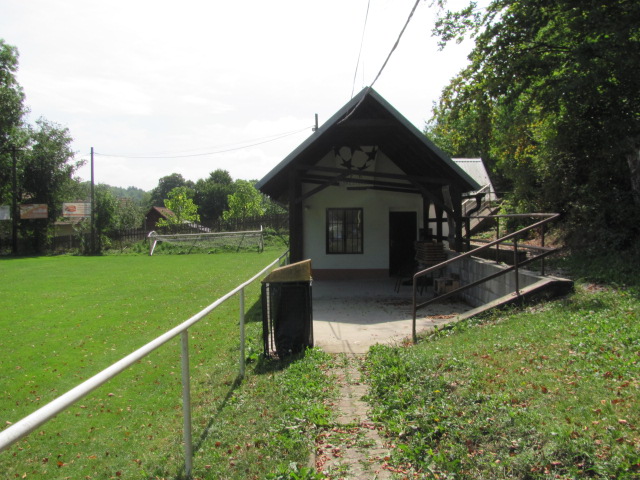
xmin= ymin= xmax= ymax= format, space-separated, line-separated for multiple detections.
xmin=314 ymin=354 xmax=394 ymax=479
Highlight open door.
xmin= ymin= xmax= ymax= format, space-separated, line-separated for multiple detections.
xmin=389 ymin=211 xmax=417 ymax=276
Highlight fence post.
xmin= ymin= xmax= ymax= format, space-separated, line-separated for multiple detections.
xmin=180 ymin=331 xmax=193 ymax=479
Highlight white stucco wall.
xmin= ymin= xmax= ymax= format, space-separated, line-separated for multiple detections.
xmin=301 ymin=150 xmax=424 ymax=271
xmin=427 ymin=204 xmax=451 ymax=240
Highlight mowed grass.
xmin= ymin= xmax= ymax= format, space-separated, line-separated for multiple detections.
xmin=0 ymin=251 xmax=336 ymax=479
xmin=365 ymin=250 xmax=640 ymax=479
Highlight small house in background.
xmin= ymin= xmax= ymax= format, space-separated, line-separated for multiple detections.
xmin=53 ymin=218 xmax=83 ymax=237
xmin=256 ymin=87 xmax=481 ymax=280
xmin=452 ymin=158 xmax=496 ymax=202
xmin=145 ymin=206 xmax=175 ymax=230
xmin=453 ymin=158 xmax=500 ymax=234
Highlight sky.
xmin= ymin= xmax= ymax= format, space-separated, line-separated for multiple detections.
xmin=1 ymin=0 xmax=476 ymax=192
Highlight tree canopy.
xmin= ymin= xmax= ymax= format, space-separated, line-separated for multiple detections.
xmin=1 ymin=39 xmax=82 ymax=253
xmin=222 ymin=180 xmax=265 ymax=222
xmin=193 ymin=169 xmax=234 ymax=222
xmin=157 ymin=186 xmax=200 ymax=229
xmin=148 ymin=173 xmax=195 ymax=208
xmin=427 ymin=0 xmax=640 ymax=247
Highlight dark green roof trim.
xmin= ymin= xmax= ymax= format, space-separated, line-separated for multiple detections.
xmin=256 ymin=87 xmax=480 ymax=196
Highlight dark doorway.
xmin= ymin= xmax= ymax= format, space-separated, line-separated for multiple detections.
xmin=389 ymin=211 xmax=417 ymax=276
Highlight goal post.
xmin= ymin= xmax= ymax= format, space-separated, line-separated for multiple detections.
xmin=147 ymin=226 xmax=264 ymax=256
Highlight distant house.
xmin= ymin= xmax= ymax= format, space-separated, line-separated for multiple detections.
xmin=256 ymin=87 xmax=480 ymax=280
xmin=452 ymin=158 xmax=497 ymax=203
xmin=453 ymin=158 xmax=500 ymax=234
xmin=144 ymin=206 xmax=175 ymax=230
xmin=53 ymin=218 xmax=83 ymax=237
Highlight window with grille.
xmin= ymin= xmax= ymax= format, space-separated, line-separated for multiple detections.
xmin=326 ymin=208 xmax=363 ymax=254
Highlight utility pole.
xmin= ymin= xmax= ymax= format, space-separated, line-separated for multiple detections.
xmin=90 ymin=147 xmax=95 ymax=254
xmin=11 ymin=146 xmax=18 ymax=255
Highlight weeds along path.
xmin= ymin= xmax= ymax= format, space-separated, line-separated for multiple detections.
xmin=315 ymin=354 xmax=393 ymax=479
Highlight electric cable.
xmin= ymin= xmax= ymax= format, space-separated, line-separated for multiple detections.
xmin=340 ymin=0 xmax=422 ymax=124
xmin=351 ymin=0 xmax=372 ymax=99
xmin=369 ymin=0 xmax=420 ymax=89
xmin=92 ymin=126 xmax=313 ymax=159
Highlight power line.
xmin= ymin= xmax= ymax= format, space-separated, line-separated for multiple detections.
xmin=91 ymin=126 xmax=313 ymax=159
xmin=340 ymin=0 xmax=422 ymax=124
xmin=370 ymin=0 xmax=421 ymax=89
xmin=351 ymin=0 xmax=372 ymax=99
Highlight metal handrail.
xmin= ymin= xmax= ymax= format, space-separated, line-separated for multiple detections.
xmin=412 ymin=213 xmax=560 ymax=342
xmin=0 ymin=251 xmax=289 ymax=478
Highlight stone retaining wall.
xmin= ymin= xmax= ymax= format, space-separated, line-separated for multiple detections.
xmin=446 ymin=255 xmax=542 ymax=307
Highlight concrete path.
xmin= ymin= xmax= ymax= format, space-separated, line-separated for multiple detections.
xmin=312 ymin=278 xmax=471 ymax=354
xmin=314 ymin=355 xmax=393 ymax=479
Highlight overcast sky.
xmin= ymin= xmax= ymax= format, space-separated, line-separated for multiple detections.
xmin=1 ymin=0 xmax=476 ymax=192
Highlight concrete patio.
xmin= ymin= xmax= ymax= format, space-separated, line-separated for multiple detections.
xmin=312 ymin=278 xmax=471 ymax=354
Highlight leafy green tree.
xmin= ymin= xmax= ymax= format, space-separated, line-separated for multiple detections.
xmin=93 ymin=185 xmax=118 ymax=252
xmin=261 ymin=193 xmax=286 ymax=217
xmin=222 ymin=180 xmax=265 ymax=222
xmin=0 ymin=39 xmax=27 ymax=210
xmin=194 ymin=169 xmax=234 ymax=221
xmin=157 ymin=186 xmax=200 ymax=229
xmin=114 ymin=197 xmax=144 ymax=230
xmin=0 ymin=40 xmax=81 ymax=253
xmin=18 ymin=119 xmax=80 ymax=252
xmin=429 ymin=0 xmax=640 ymax=247
xmin=148 ymin=173 xmax=194 ymax=208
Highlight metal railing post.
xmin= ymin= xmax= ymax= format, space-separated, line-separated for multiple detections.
xmin=239 ymin=287 xmax=246 ymax=379
xmin=513 ymin=238 xmax=520 ymax=297
xmin=495 ymin=221 xmax=500 ymax=263
xmin=181 ymin=331 xmax=193 ymax=479
xmin=412 ymin=279 xmax=417 ymax=343
xmin=540 ymin=225 xmax=546 ymax=276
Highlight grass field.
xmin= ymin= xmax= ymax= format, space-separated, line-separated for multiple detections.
xmin=0 ymin=249 xmax=335 ymax=479
xmin=364 ymin=250 xmax=640 ymax=479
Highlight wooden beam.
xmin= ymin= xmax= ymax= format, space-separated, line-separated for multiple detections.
xmin=336 ymin=119 xmax=397 ymax=128
xmin=294 ymin=171 xmax=350 ymax=204
xmin=288 ymin=170 xmax=303 ymax=262
xmin=301 ymin=173 xmax=417 ymax=192
xmin=297 ymin=165 xmax=451 ymax=185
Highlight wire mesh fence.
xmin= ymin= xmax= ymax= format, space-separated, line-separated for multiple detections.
xmin=1 ymin=213 xmax=289 ymax=255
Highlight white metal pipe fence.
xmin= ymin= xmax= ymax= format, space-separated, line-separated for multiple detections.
xmin=0 ymin=251 xmax=289 ymax=478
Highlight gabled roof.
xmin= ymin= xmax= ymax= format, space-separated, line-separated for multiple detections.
xmin=452 ymin=158 xmax=494 ymax=191
xmin=256 ymin=87 xmax=480 ymax=202
xmin=147 ymin=206 xmax=175 ymax=219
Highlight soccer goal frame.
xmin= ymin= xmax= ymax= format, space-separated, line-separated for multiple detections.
xmin=147 ymin=227 xmax=264 ymax=256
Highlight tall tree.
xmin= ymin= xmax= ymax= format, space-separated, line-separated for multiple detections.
xmin=0 ymin=40 xmax=81 ymax=253
xmin=429 ymin=0 xmax=640 ymax=247
xmin=193 ymin=169 xmax=234 ymax=222
xmin=148 ymin=173 xmax=194 ymax=208
xmin=222 ymin=180 xmax=265 ymax=222
xmin=157 ymin=186 xmax=200 ymax=229
xmin=0 ymin=40 xmax=26 ymax=207
xmin=17 ymin=119 xmax=80 ymax=252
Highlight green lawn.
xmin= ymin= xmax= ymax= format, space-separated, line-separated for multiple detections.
xmin=365 ymin=250 xmax=640 ymax=479
xmin=0 ymin=250 xmax=335 ymax=479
